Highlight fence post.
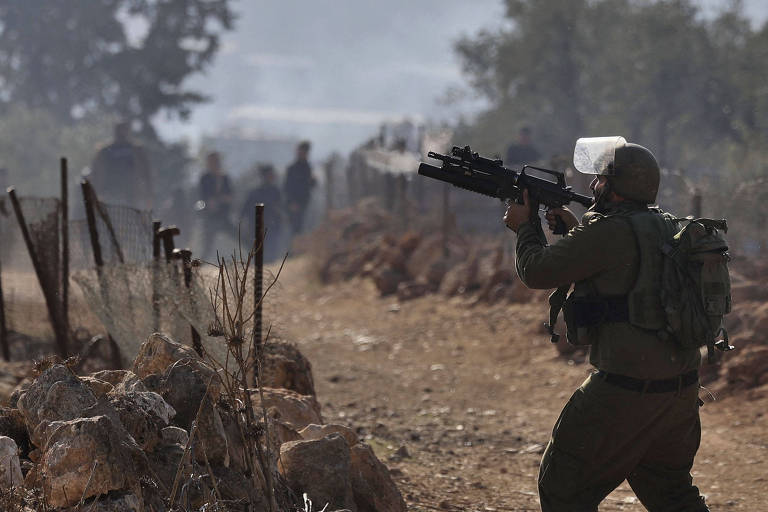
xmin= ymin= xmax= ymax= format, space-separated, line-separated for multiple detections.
xmin=8 ymin=187 xmax=68 ymax=357
xmin=152 ymin=220 xmax=162 ymax=332
xmin=252 ymin=203 xmax=264 ymax=388
xmin=60 ymin=158 xmax=69 ymax=356
xmin=81 ymin=180 xmax=121 ymax=368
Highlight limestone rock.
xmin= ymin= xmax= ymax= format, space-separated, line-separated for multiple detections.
xmin=158 ymin=359 xmax=221 ymax=430
xmin=80 ymin=376 xmax=114 ymax=398
xmin=0 ymin=407 xmax=29 ymax=457
xmin=349 ymin=442 xmax=406 ymax=512
xmin=92 ymin=370 xmax=148 ymax=394
xmin=108 ymin=391 xmax=175 ymax=451
xmin=17 ymin=364 xmax=97 ymax=445
xmin=161 ymin=426 xmax=189 ymax=446
xmin=299 ymin=423 xmax=359 ymax=447
xmin=0 ymin=436 xmax=23 ymax=489
xmin=279 ymin=433 xmax=356 ymax=512
xmin=396 ymin=281 xmax=429 ymax=302
xmin=251 ymin=387 xmax=323 ymax=429
xmin=262 ymin=340 xmax=316 ymax=396
xmin=132 ymin=332 xmax=200 ymax=379
xmin=40 ymin=415 xmax=147 ymax=508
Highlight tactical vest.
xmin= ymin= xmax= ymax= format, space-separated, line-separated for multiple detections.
xmin=561 ymin=208 xmax=679 ymax=345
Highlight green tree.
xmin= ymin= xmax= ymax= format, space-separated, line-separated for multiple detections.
xmin=455 ymin=0 xmax=768 ymax=169
xmin=0 ymin=0 xmax=235 ymax=138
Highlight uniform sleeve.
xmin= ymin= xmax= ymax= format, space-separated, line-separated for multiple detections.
xmin=515 ymin=218 xmax=622 ymax=289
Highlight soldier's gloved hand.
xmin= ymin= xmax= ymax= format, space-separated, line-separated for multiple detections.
xmin=545 ymin=207 xmax=579 ymax=233
xmin=504 ymin=189 xmax=532 ymax=233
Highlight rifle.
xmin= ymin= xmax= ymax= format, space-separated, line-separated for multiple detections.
xmin=418 ymin=145 xmax=592 ymax=234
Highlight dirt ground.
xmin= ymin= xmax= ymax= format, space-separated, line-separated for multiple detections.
xmin=272 ymin=256 xmax=768 ymax=512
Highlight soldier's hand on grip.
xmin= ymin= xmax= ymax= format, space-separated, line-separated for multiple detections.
xmin=545 ymin=207 xmax=578 ymax=234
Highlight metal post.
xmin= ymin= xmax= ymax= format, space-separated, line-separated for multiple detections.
xmin=0 ymin=249 xmax=8 ymax=361
xmin=252 ymin=203 xmax=264 ymax=388
xmin=60 ymin=158 xmax=70 ymax=356
xmin=0 ymin=169 xmax=8 ymax=361
xmin=81 ymin=180 xmax=121 ymax=368
xmin=8 ymin=187 xmax=68 ymax=357
xmin=152 ymin=220 xmax=162 ymax=332
xmin=175 ymin=248 xmax=203 ymax=357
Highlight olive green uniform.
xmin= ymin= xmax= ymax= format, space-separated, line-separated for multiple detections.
xmin=515 ymin=202 xmax=708 ymax=512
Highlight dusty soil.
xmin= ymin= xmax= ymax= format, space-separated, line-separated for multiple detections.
xmin=273 ymin=256 xmax=768 ymax=512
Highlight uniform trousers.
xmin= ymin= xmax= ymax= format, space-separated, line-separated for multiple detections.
xmin=538 ymin=373 xmax=709 ymax=512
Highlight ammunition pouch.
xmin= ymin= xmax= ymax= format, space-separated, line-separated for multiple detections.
xmin=563 ymin=295 xmax=630 ymax=345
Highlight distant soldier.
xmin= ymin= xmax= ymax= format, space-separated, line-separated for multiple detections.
xmin=505 ymin=126 xmax=541 ymax=167
xmin=198 ymin=152 xmax=234 ymax=252
xmin=90 ymin=122 xmax=152 ymax=209
xmin=241 ymin=163 xmax=284 ymax=262
xmin=283 ymin=140 xmax=316 ymax=234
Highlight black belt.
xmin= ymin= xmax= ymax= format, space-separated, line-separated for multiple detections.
xmin=594 ymin=369 xmax=698 ymax=393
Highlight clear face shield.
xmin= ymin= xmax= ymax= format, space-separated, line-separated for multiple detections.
xmin=572 ymin=136 xmax=626 ymax=175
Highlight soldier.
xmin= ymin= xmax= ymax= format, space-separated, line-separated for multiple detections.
xmin=503 ymin=137 xmax=709 ymax=511
xmin=283 ymin=140 xmax=316 ymax=235
xmin=90 ymin=122 xmax=152 ymax=209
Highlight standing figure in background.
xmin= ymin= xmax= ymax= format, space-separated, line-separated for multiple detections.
xmin=505 ymin=126 xmax=541 ymax=167
xmin=198 ymin=152 xmax=234 ymax=254
xmin=283 ymin=140 xmax=316 ymax=235
xmin=241 ymin=163 xmax=284 ymax=262
xmin=90 ymin=122 xmax=153 ymax=209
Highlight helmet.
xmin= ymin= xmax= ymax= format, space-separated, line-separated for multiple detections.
xmin=573 ymin=136 xmax=660 ymax=203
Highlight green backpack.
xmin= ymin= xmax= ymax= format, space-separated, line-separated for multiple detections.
xmin=659 ymin=217 xmax=734 ymax=361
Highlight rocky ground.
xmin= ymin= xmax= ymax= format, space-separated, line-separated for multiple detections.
xmin=273 ymin=255 xmax=768 ymax=512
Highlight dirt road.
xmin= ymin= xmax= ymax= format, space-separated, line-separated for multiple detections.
xmin=273 ymin=256 xmax=767 ymax=512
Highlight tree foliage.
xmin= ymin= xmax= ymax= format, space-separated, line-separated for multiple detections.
xmin=455 ymin=0 xmax=768 ymax=171
xmin=0 ymin=0 xmax=235 ymax=138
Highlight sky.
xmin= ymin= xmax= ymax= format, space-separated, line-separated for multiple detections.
xmin=155 ymin=0 xmax=768 ymax=160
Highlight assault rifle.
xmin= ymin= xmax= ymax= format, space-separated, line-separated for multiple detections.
xmin=418 ymin=145 xmax=592 ymax=234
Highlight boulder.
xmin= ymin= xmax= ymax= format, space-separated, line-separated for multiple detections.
xmin=132 ymin=333 xmax=200 ymax=379
xmin=108 ymin=391 xmax=176 ymax=452
xmin=40 ymin=415 xmax=147 ymax=508
xmin=279 ymin=434 xmax=356 ymax=512
xmin=0 ymin=436 xmax=23 ymax=489
xmin=158 ymin=359 xmax=221 ymax=430
xmin=262 ymin=341 xmax=316 ymax=396
xmin=251 ymin=387 xmax=323 ymax=430
xmin=161 ymin=426 xmax=189 ymax=446
xmin=299 ymin=423 xmax=359 ymax=447
xmin=91 ymin=370 xmax=148 ymax=394
xmin=0 ymin=407 xmax=29 ymax=457
xmin=439 ymin=259 xmax=479 ymax=296
xmin=17 ymin=364 xmax=97 ymax=446
xmin=722 ymin=345 xmax=768 ymax=390
xmin=79 ymin=376 xmax=114 ymax=398
xmin=349 ymin=442 xmax=407 ymax=512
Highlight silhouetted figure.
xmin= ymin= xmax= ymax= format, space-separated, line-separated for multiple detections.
xmin=90 ymin=122 xmax=152 ymax=209
xmin=283 ymin=140 xmax=316 ymax=234
xmin=198 ymin=152 xmax=234 ymax=253
xmin=241 ymin=164 xmax=284 ymax=262
xmin=505 ymin=126 xmax=541 ymax=167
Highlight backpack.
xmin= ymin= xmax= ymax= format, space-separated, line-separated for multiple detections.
xmin=659 ymin=217 xmax=733 ymax=361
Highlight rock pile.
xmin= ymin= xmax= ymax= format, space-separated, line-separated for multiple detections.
xmin=0 ymin=332 xmax=406 ymax=511
xmin=308 ymin=204 xmax=544 ymax=305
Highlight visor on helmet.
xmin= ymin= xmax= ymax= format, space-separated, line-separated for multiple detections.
xmin=573 ymin=136 xmax=626 ymax=175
